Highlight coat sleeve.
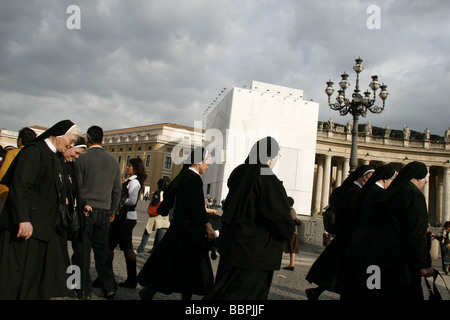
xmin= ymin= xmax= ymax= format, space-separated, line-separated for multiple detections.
xmin=255 ymin=174 xmax=295 ymax=241
xmin=9 ymin=145 xmax=41 ymax=224
xmin=181 ymin=172 xmax=209 ymax=225
xmin=401 ymin=186 xmax=430 ymax=269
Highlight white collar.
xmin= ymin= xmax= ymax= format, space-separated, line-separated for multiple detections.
xmin=127 ymin=175 xmax=137 ymax=180
xmin=375 ymin=181 xmax=385 ymax=189
xmin=44 ymin=138 xmax=57 ymax=153
xmin=189 ymin=167 xmax=200 ymax=175
xmin=353 ymin=180 xmax=363 ymax=188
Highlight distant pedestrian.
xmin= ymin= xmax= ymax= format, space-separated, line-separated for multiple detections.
xmin=0 ymin=120 xmax=81 ymax=299
xmin=71 ymin=125 xmax=122 ymax=299
xmin=138 ymin=147 xmax=216 ymax=300
xmin=136 ymin=177 xmax=171 ymax=254
xmin=0 ymin=127 xmax=37 ymax=213
xmin=283 ymin=196 xmax=300 ymax=271
xmin=437 ymin=221 xmax=450 ymax=274
xmin=204 ymin=137 xmax=294 ymax=300
xmin=108 ymin=157 xmax=147 ymax=289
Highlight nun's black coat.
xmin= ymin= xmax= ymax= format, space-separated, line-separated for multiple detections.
xmin=0 ymin=140 xmax=71 ymax=299
xmin=342 ymin=162 xmax=430 ymax=299
xmin=343 ymin=181 xmax=429 ymax=299
xmin=204 ymin=138 xmax=294 ymax=299
xmin=137 ymin=168 xmax=214 ymax=296
xmin=305 ymin=165 xmax=374 ymax=293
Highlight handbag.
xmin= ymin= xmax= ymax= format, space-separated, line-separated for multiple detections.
xmin=424 ymin=268 xmax=450 ymax=300
xmin=147 ymin=190 xmax=162 ymax=216
xmin=424 ymin=269 xmax=443 ymax=300
xmin=147 ymin=202 xmax=161 ymax=216
xmin=322 ymin=205 xmax=338 ymax=234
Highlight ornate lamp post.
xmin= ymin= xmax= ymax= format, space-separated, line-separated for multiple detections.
xmin=325 ymin=57 xmax=388 ymax=173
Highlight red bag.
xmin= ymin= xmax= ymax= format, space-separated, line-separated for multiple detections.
xmin=147 ymin=202 xmax=161 ymax=216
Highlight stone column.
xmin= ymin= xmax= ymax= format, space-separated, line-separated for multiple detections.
xmin=437 ymin=173 xmax=444 ymax=224
xmin=343 ymin=157 xmax=350 ymax=181
xmin=336 ymin=160 xmax=343 ymax=187
xmin=423 ymin=166 xmax=430 ymax=209
xmin=321 ymin=154 xmax=332 ymax=211
xmin=313 ymin=158 xmax=324 ymax=214
xmin=443 ymin=166 xmax=450 ymax=223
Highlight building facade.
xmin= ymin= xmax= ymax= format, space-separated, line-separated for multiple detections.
xmin=102 ymin=123 xmax=204 ymax=195
xmin=313 ymin=119 xmax=450 ymax=225
xmin=3 ymin=120 xmax=449 ymax=225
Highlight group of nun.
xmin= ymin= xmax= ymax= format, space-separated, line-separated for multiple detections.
xmin=0 ymin=120 xmax=83 ymax=299
xmin=306 ymin=161 xmax=435 ymax=300
xmin=0 ymin=121 xmax=435 ymax=300
xmin=137 ymin=136 xmax=295 ymax=300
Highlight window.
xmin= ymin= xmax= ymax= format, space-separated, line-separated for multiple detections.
xmin=164 ymin=156 xmax=172 ymax=170
xmin=145 ymin=155 xmax=151 ymax=167
xmin=118 ymin=156 xmax=122 ymax=164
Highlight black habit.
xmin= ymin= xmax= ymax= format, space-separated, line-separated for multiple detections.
xmin=137 ymin=166 xmax=214 ymax=296
xmin=0 ymin=140 xmax=71 ymax=299
xmin=340 ymin=164 xmax=398 ymax=299
xmin=204 ymin=137 xmax=295 ymax=300
xmin=305 ymin=165 xmax=374 ymax=293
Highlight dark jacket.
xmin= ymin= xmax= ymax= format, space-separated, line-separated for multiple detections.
xmin=218 ymin=163 xmax=294 ymax=271
xmin=0 ymin=140 xmax=64 ymax=242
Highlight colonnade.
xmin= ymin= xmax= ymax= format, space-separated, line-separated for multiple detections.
xmin=311 ymin=155 xmax=450 ymax=225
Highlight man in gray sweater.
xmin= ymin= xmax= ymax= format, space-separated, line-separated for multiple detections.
xmin=72 ymin=125 xmax=122 ymax=299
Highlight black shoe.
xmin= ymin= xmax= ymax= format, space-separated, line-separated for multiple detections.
xmin=73 ymin=290 xmax=93 ymax=300
xmin=104 ymin=290 xmax=116 ymax=299
xmin=118 ymin=279 xmax=137 ymax=289
xmin=283 ymin=266 xmax=295 ymax=271
xmin=139 ymin=288 xmax=155 ymax=300
xmin=92 ymin=277 xmax=102 ymax=288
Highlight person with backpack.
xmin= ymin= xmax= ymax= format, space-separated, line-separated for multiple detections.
xmin=305 ymin=164 xmax=374 ymax=300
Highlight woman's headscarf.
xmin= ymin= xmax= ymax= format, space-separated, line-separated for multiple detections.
xmin=156 ymin=146 xmax=208 ymax=216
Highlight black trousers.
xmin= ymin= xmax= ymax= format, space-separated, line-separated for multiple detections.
xmin=71 ymin=208 xmax=115 ymax=295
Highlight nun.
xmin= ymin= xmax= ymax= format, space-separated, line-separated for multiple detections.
xmin=305 ymin=164 xmax=375 ymax=300
xmin=204 ymin=136 xmax=295 ymax=300
xmin=0 ymin=120 xmax=82 ymax=299
xmin=340 ymin=164 xmax=398 ymax=299
xmin=362 ymin=161 xmax=434 ymax=300
xmin=137 ymin=146 xmax=216 ymax=300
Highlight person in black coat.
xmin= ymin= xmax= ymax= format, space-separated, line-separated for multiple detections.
xmin=344 ymin=161 xmax=434 ymax=300
xmin=137 ymin=147 xmax=216 ymax=300
xmin=204 ymin=136 xmax=295 ymax=300
xmin=340 ymin=164 xmax=398 ymax=299
xmin=305 ymin=164 xmax=375 ymax=300
xmin=0 ymin=120 xmax=81 ymax=299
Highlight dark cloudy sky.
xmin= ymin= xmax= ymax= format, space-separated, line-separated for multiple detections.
xmin=0 ymin=0 xmax=449 ymax=136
